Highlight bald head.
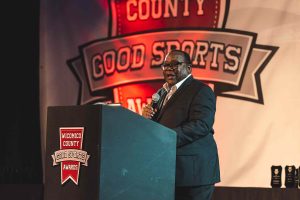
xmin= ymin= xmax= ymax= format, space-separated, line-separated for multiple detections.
xmin=166 ymin=50 xmax=192 ymax=64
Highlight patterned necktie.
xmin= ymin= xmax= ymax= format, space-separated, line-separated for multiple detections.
xmin=163 ymin=86 xmax=177 ymax=107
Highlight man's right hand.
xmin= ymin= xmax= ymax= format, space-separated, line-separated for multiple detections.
xmin=142 ymin=104 xmax=156 ymax=119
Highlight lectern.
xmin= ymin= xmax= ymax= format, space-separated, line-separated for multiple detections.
xmin=44 ymin=105 xmax=176 ymax=200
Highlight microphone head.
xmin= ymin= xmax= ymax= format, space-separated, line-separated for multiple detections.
xmin=151 ymin=93 xmax=160 ymax=103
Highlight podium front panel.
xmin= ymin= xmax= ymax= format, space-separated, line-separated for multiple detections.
xmin=44 ymin=105 xmax=176 ymax=200
xmin=45 ymin=105 xmax=102 ymax=200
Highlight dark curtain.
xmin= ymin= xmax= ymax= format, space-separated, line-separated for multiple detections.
xmin=1 ymin=0 xmax=42 ymax=183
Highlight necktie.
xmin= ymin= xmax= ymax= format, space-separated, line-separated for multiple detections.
xmin=163 ymin=86 xmax=177 ymax=107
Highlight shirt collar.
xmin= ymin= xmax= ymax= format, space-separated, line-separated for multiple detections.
xmin=163 ymin=74 xmax=192 ymax=92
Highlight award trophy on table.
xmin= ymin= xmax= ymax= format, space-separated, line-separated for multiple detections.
xmin=271 ymin=165 xmax=282 ymax=188
xmin=284 ymin=165 xmax=296 ymax=188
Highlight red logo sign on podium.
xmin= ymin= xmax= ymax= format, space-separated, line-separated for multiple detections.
xmin=51 ymin=127 xmax=90 ymax=185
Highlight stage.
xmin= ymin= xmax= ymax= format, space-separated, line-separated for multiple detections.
xmin=1 ymin=185 xmax=299 ymax=200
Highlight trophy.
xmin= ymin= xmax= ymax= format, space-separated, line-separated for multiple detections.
xmin=284 ymin=165 xmax=296 ymax=188
xmin=271 ymin=165 xmax=282 ymax=188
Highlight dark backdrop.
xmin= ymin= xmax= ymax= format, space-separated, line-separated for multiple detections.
xmin=1 ymin=0 xmax=42 ymax=183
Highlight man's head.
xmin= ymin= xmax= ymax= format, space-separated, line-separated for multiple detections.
xmin=161 ymin=50 xmax=192 ymax=87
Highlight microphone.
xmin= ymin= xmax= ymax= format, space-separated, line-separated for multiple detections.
xmin=150 ymin=93 xmax=160 ymax=110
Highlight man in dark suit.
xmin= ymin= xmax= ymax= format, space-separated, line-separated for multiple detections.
xmin=142 ymin=50 xmax=220 ymax=200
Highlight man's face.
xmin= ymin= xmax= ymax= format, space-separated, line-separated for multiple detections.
xmin=162 ymin=52 xmax=191 ymax=87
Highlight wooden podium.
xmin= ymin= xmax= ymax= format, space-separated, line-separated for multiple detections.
xmin=44 ymin=105 xmax=176 ymax=200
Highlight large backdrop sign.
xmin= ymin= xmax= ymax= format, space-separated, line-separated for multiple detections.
xmin=40 ymin=0 xmax=300 ymax=187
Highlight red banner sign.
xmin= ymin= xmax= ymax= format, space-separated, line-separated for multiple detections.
xmin=51 ymin=127 xmax=90 ymax=185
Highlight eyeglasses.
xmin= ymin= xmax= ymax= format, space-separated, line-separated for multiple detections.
xmin=161 ymin=61 xmax=187 ymax=71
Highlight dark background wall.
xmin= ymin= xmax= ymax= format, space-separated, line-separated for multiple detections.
xmin=1 ymin=0 xmax=42 ymax=183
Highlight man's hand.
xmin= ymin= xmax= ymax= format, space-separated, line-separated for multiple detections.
xmin=142 ymin=104 xmax=156 ymax=119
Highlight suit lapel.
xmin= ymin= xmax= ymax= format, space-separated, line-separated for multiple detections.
xmin=157 ymin=89 xmax=167 ymax=112
xmin=151 ymin=88 xmax=167 ymax=121
xmin=156 ymin=76 xmax=193 ymax=121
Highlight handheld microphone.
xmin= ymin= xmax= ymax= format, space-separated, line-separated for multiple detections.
xmin=150 ymin=93 xmax=160 ymax=109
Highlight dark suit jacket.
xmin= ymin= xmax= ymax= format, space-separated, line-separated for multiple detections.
xmin=153 ymin=76 xmax=220 ymax=186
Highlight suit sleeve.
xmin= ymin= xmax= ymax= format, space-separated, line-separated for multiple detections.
xmin=173 ymin=85 xmax=216 ymax=147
